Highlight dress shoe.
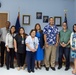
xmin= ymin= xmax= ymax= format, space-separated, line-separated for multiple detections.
xmin=31 ymin=70 xmax=35 ymax=73
xmin=39 ymin=67 xmax=41 ymax=69
xmin=45 ymin=67 xmax=49 ymax=71
xmin=58 ymin=66 xmax=62 ymax=69
xmin=10 ymin=66 xmax=14 ymax=69
xmin=65 ymin=67 xmax=69 ymax=71
xmin=51 ymin=67 xmax=56 ymax=71
xmin=0 ymin=65 xmax=3 ymax=67
xmin=28 ymin=70 xmax=31 ymax=73
xmin=7 ymin=67 xmax=9 ymax=70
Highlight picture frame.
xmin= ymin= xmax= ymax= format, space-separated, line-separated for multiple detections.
xmin=23 ymin=15 xmax=30 ymax=25
xmin=36 ymin=12 xmax=42 ymax=19
xmin=43 ymin=16 xmax=49 ymax=23
xmin=54 ymin=16 xmax=62 ymax=26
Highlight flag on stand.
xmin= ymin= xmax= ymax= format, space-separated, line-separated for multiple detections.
xmin=64 ymin=13 xmax=67 ymax=24
xmin=15 ymin=12 xmax=20 ymax=33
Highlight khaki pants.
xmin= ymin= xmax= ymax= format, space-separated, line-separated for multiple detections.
xmin=45 ymin=45 xmax=56 ymax=67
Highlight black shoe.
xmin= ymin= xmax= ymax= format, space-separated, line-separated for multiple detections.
xmin=45 ymin=67 xmax=49 ymax=71
xmin=39 ymin=67 xmax=41 ymax=69
xmin=28 ymin=70 xmax=31 ymax=73
xmin=31 ymin=70 xmax=35 ymax=73
xmin=7 ymin=67 xmax=9 ymax=70
xmin=65 ymin=67 xmax=69 ymax=71
xmin=10 ymin=66 xmax=14 ymax=69
xmin=58 ymin=66 xmax=62 ymax=69
xmin=38 ymin=66 xmax=41 ymax=69
xmin=51 ymin=67 xmax=56 ymax=71
xmin=0 ymin=65 xmax=3 ymax=67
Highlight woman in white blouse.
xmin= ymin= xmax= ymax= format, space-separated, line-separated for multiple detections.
xmin=5 ymin=26 xmax=16 ymax=70
xmin=26 ymin=29 xmax=39 ymax=73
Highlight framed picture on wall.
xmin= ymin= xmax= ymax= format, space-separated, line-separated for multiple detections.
xmin=43 ymin=16 xmax=49 ymax=23
xmin=54 ymin=16 xmax=62 ymax=26
xmin=36 ymin=12 xmax=42 ymax=19
xmin=23 ymin=15 xmax=30 ymax=25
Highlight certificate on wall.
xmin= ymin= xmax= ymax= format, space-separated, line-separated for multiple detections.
xmin=54 ymin=16 xmax=61 ymax=26
xmin=23 ymin=15 xmax=30 ymax=25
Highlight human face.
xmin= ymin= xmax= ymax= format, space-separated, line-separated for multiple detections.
xmin=62 ymin=23 xmax=67 ymax=30
xmin=6 ymin=21 xmax=10 ymax=29
xmin=74 ymin=25 xmax=76 ymax=32
xmin=11 ymin=27 xmax=15 ymax=34
xmin=31 ymin=31 xmax=36 ymax=38
xmin=49 ymin=18 xmax=54 ymax=25
xmin=19 ymin=28 xmax=24 ymax=35
xmin=36 ymin=25 xmax=40 ymax=31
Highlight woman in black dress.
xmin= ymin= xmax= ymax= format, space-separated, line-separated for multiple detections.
xmin=14 ymin=27 xmax=26 ymax=70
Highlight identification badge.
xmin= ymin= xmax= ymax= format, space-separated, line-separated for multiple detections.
xmin=62 ymin=42 xmax=65 ymax=44
xmin=22 ymin=40 xmax=24 ymax=44
xmin=22 ymin=38 xmax=24 ymax=44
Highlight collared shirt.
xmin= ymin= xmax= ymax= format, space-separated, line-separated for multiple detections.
xmin=26 ymin=36 xmax=39 ymax=51
xmin=43 ymin=24 xmax=59 ymax=45
xmin=59 ymin=29 xmax=71 ymax=47
xmin=5 ymin=33 xmax=14 ymax=48
xmin=0 ymin=27 xmax=9 ymax=42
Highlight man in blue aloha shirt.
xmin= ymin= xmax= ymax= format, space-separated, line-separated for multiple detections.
xmin=43 ymin=17 xmax=59 ymax=71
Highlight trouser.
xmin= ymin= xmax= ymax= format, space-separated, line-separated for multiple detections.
xmin=26 ymin=51 xmax=35 ymax=71
xmin=6 ymin=48 xmax=14 ymax=69
xmin=58 ymin=46 xmax=70 ymax=68
xmin=16 ymin=53 xmax=25 ymax=67
xmin=1 ymin=41 xmax=5 ymax=66
xmin=45 ymin=45 xmax=56 ymax=67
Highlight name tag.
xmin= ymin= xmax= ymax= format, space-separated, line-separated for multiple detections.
xmin=22 ymin=40 xmax=24 ymax=44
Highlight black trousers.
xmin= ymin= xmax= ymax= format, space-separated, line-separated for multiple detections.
xmin=16 ymin=53 xmax=25 ymax=67
xmin=1 ymin=41 xmax=5 ymax=66
xmin=58 ymin=46 xmax=70 ymax=68
xmin=6 ymin=48 xmax=14 ymax=69
xmin=26 ymin=51 xmax=35 ymax=71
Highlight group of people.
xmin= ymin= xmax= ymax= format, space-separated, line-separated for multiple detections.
xmin=0 ymin=17 xmax=76 ymax=74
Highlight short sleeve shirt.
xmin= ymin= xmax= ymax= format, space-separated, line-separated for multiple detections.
xmin=43 ymin=24 xmax=59 ymax=45
xmin=25 ymin=36 xmax=39 ymax=51
xmin=59 ymin=29 xmax=71 ymax=47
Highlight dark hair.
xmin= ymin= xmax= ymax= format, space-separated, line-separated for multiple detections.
xmin=73 ymin=24 xmax=76 ymax=32
xmin=34 ymin=23 xmax=41 ymax=32
xmin=49 ymin=17 xmax=54 ymax=20
xmin=10 ymin=26 xmax=16 ymax=34
xmin=29 ymin=29 xmax=36 ymax=35
xmin=6 ymin=21 xmax=10 ymax=25
xmin=18 ymin=27 xmax=26 ymax=38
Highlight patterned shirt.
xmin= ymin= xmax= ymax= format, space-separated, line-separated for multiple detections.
xmin=70 ymin=32 xmax=76 ymax=48
xmin=43 ymin=24 xmax=59 ymax=45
